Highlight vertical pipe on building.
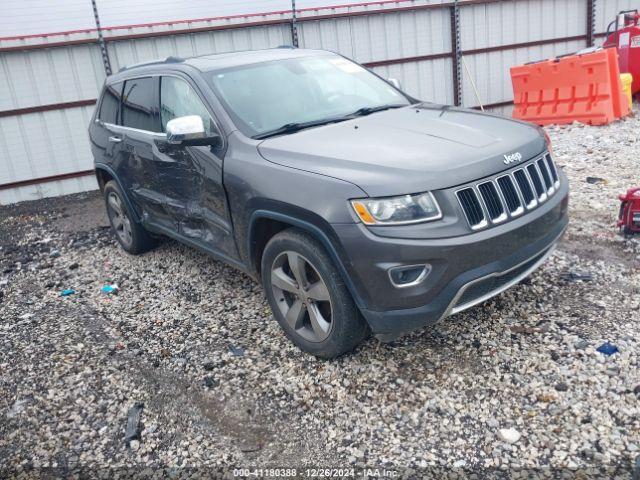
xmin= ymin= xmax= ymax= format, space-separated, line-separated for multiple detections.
xmin=91 ymin=0 xmax=112 ymax=75
xmin=291 ymin=0 xmax=300 ymax=47
xmin=450 ymin=0 xmax=462 ymax=106
xmin=586 ymin=0 xmax=596 ymax=47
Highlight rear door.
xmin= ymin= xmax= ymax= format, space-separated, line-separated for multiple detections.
xmin=91 ymin=81 xmax=124 ymax=170
xmin=152 ymin=74 xmax=237 ymax=258
xmin=113 ymin=76 xmax=166 ymax=222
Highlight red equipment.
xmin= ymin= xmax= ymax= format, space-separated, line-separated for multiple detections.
xmin=603 ymin=9 xmax=640 ymax=97
xmin=618 ymin=188 xmax=640 ymax=235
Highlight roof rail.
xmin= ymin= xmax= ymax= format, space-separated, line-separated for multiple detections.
xmin=118 ymin=56 xmax=184 ymax=73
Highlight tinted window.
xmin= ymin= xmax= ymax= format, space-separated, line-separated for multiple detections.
xmin=98 ymin=81 xmax=123 ymax=124
xmin=121 ymin=77 xmax=159 ymax=132
xmin=160 ymin=76 xmax=216 ymax=136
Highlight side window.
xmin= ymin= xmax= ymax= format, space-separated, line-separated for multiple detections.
xmin=121 ymin=77 xmax=160 ymax=132
xmin=98 ymin=81 xmax=123 ymax=124
xmin=160 ymin=76 xmax=216 ymax=136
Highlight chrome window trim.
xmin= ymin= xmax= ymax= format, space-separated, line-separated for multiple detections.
xmin=101 ymin=122 xmax=167 ymax=138
xmin=95 ymin=72 xmax=226 ymax=150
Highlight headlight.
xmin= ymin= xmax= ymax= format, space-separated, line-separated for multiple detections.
xmin=351 ymin=192 xmax=442 ymax=225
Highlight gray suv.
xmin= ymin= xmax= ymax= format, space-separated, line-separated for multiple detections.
xmin=88 ymin=48 xmax=569 ymax=358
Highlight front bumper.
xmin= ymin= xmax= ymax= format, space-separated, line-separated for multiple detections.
xmin=332 ymin=174 xmax=569 ymax=335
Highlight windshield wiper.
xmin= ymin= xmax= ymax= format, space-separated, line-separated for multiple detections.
xmin=253 ymin=105 xmax=406 ymax=140
xmin=344 ymin=104 xmax=406 ymax=118
xmin=253 ymin=118 xmax=345 ymax=140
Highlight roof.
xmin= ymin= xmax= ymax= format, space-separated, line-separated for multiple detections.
xmin=186 ymin=47 xmax=332 ymax=71
xmin=114 ymin=47 xmax=334 ymax=77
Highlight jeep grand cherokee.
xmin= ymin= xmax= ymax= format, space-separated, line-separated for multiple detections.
xmin=89 ymin=48 xmax=569 ymax=358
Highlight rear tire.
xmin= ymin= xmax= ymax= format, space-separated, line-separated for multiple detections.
xmin=261 ymin=228 xmax=369 ymax=358
xmin=103 ymin=180 xmax=156 ymax=255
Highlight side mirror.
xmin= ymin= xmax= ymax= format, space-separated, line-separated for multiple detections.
xmin=166 ymin=115 xmax=219 ymax=146
xmin=387 ymin=78 xmax=402 ymax=90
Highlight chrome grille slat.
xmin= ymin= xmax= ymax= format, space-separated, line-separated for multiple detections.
xmin=456 ymin=153 xmax=560 ymax=230
xmin=545 ymin=154 xmax=560 ymax=187
xmin=477 ymin=181 xmax=507 ymax=223
xmin=513 ymin=168 xmax=537 ymax=209
xmin=526 ymin=163 xmax=547 ymax=201
xmin=497 ymin=175 xmax=524 ymax=216
xmin=456 ymin=187 xmax=487 ymax=230
xmin=536 ymin=158 xmax=554 ymax=194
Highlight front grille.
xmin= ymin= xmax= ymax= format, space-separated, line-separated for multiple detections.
xmin=456 ymin=153 xmax=560 ymax=230
xmin=513 ymin=169 xmax=536 ymax=207
xmin=496 ymin=175 xmax=523 ymax=215
xmin=477 ymin=181 xmax=505 ymax=221
xmin=536 ymin=158 xmax=554 ymax=192
xmin=457 ymin=187 xmax=486 ymax=228
xmin=545 ymin=154 xmax=559 ymax=185
xmin=526 ymin=163 xmax=546 ymax=200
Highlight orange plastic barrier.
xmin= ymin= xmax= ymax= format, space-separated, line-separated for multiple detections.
xmin=511 ymin=48 xmax=631 ymax=126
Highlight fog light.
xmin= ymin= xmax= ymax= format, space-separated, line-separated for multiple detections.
xmin=388 ymin=264 xmax=431 ymax=288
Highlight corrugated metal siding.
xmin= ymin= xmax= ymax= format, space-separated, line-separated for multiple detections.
xmin=460 ymin=0 xmax=587 ymax=49
xmin=299 ymin=7 xmax=450 ymax=62
xmin=0 ymin=106 xmax=95 ymax=188
xmin=1 ymin=0 xmax=635 ymax=204
xmin=595 ymin=0 xmax=639 ymax=34
xmin=106 ymin=24 xmax=291 ymax=72
xmin=0 ymin=176 xmax=98 ymax=205
xmin=0 ymin=0 xmax=95 ymax=38
xmin=0 ymin=46 xmax=105 ymax=110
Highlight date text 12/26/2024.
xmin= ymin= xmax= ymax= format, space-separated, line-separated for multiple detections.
xmin=233 ymin=468 xmax=399 ymax=478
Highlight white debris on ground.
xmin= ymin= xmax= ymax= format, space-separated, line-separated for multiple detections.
xmin=0 ymin=108 xmax=639 ymax=477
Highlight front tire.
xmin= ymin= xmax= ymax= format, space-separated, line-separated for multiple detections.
xmin=261 ymin=228 xmax=369 ymax=358
xmin=103 ymin=180 xmax=156 ymax=255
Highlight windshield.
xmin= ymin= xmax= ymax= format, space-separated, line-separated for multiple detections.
xmin=206 ymin=54 xmax=411 ymax=138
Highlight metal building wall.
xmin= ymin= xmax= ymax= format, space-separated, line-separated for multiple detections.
xmin=298 ymin=4 xmax=453 ymax=103
xmin=0 ymin=0 xmax=636 ymax=204
xmin=595 ymin=0 xmax=638 ymax=32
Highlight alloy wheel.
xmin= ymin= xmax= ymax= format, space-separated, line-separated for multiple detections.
xmin=107 ymin=192 xmax=133 ymax=247
xmin=270 ymin=251 xmax=333 ymax=342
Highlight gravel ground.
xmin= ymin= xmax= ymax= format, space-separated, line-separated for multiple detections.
xmin=1 ymin=109 xmax=639 ymax=479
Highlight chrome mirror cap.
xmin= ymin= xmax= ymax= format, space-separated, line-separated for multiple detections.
xmin=166 ymin=115 xmax=205 ymax=144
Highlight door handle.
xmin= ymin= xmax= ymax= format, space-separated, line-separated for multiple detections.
xmin=108 ymin=136 xmax=122 ymax=143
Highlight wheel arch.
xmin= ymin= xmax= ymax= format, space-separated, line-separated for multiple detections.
xmin=247 ymin=208 xmax=366 ymax=310
xmin=94 ymin=163 xmax=141 ymax=223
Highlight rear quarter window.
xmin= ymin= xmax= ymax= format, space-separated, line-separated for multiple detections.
xmin=98 ymin=81 xmax=123 ymax=124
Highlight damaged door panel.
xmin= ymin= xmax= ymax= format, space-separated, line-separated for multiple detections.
xmin=153 ymin=75 xmax=238 ymax=258
xmin=116 ymin=77 xmax=165 ymax=222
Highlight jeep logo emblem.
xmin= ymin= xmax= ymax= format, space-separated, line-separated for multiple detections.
xmin=503 ymin=152 xmax=523 ymax=165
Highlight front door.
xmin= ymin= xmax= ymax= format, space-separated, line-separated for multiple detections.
xmin=152 ymin=75 xmax=238 ymax=259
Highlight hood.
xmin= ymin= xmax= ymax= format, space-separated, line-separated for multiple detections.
xmin=257 ymin=103 xmax=546 ymax=197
